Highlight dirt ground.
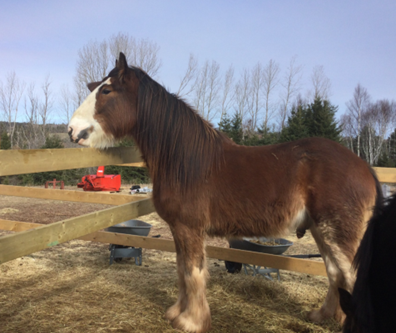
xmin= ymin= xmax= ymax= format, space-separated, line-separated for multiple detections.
xmin=0 ymin=185 xmax=340 ymax=333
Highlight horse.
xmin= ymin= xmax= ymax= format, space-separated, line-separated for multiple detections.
xmin=339 ymin=191 xmax=396 ymax=333
xmin=68 ymin=52 xmax=381 ymax=333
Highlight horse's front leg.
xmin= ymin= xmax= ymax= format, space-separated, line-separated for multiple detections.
xmin=166 ymin=225 xmax=211 ymax=333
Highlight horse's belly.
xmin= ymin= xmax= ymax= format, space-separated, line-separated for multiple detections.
xmin=208 ymin=202 xmax=309 ymax=238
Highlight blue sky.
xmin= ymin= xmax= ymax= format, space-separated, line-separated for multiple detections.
xmin=0 ymin=0 xmax=395 ymax=124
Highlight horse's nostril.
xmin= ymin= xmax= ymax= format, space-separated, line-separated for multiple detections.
xmin=68 ymin=127 xmax=75 ymax=142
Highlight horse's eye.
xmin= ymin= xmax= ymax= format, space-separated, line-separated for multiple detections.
xmin=102 ymin=89 xmax=111 ymax=95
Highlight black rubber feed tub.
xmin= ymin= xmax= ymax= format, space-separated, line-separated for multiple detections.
xmin=106 ymin=219 xmax=152 ymax=236
xmin=229 ymin=237 xmax=293 ymax=255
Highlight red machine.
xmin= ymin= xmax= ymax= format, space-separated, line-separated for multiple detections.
xmin=77 ymin=166 xmax=121 ymax=192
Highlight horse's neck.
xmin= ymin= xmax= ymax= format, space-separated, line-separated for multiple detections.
xmin=134 ymin=96 xmax=223 ymax=189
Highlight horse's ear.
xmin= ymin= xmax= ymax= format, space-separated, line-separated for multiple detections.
xmin=87 ymin=81 xmax=101 ymax=92
xmin=338 ymin=288 xmax=354 ymax=317
xmin=117 ymin=52 xmax=129 ymax=82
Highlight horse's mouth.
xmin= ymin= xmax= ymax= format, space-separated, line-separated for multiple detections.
xmin=68 ymin=127 xmax=91 ymax=146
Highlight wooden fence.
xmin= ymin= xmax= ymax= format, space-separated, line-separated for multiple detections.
xmin=0 ymin=147 xmax=395 ymax=277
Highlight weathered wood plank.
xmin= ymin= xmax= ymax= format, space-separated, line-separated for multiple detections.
xmin=206 ymin=245 xmax=327 ymax=276
xmin=0 ymin=219 xmax=39 ymax=232
xmin=0 ymin=147 xmax=143 ymax=176
xmin=0 ymin=185 xmax=143 ymax=205
xmin=0 ymin=198 xmax=155 ymax=264
xmin=373 ymin=167 xmax=396 ymax=184
xmin=0 ymin=219 xmax=327 ymax=276
xmin=113 ymin=162 xmax=146 ymax=167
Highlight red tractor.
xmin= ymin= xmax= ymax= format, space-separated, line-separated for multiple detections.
xmin=77 ymin=166 xmax=121 ymax=192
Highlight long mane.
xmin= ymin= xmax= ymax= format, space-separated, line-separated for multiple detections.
xmin=127 ymin=67 xmax=227 ymax=191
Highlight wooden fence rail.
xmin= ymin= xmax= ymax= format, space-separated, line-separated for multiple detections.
xmin=0 ymin=219 xmax=327 ymax=276
xmin=0 ymin=198 xmax=155 ymax=264
xmin=0 ymin=185 xmax=141 ymax=206
xmin=0 ymin=146 xmax=143 ymax=176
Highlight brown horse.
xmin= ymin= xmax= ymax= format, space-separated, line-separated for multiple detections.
xmin=68 ymin=53 xmax=381 ymax=333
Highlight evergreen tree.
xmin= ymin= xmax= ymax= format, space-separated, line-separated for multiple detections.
xmin=219 ymin=112 xmax=243 ymax=144
xmin=104 ymin=136 xmax=149 ymax=183
xmin=256 ymin=122 xmax=280 ymax=145
xmin=218 ymin=113 xmax=232 ymax=134
xmin=41 ymin=135 xmax=64 ymax=149
xmin=388 ymin=129 xmax=396 ymax=163
xmin=0 ymin=132 xmax=11 ymax=150
xmin=305 ymin=96 xmax=341 ymax=142
xmin=377 ymin=151 xmax=395 ymax=167
xmin=280 ymin=104 xmax=309 ymax=142
xmin=243 ymin=133 xmax=261 ymax=146
xmin=229 ymin=112 xmax=243 ymax=144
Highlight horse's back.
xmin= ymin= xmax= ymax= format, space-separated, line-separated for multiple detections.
xmin=217 ymin=137 xmax=376 ymax=203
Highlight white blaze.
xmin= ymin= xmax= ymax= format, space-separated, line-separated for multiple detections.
xmin=68 ymin=78 xmax=115 ymax=148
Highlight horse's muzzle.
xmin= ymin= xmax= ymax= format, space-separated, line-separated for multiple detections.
xmin=68 ymin=126 xmax=90 ymax=145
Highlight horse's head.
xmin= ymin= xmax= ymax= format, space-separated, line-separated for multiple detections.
xmin=68 ymin=52 xmax=139 ymax=148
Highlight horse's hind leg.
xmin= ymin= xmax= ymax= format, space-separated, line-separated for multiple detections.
xmin=308 ymin=223 xmax=357 ymax=324
xmin=166 ymin=224 xmax=211 ymax=333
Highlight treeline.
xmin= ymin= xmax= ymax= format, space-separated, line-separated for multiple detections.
xmin=218 ymin=94 xmax=396 ymax=168
xmin=219 ymin=95 xmax=341 ymax=146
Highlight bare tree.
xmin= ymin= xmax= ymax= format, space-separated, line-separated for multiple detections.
xmin=278 ymin=56 xmax=303 ymax=130
xmin=108 ymin=32 xmax=135 ymax=61
xmin=234 ymin=68 xmax=252 ymax=126
xmin=73 ymin=75 xmax=89 ymax=107
xmin=0 ymin=71 xmax=25 ymax=147
xmin=310 ymin=65 xmax=331 ymax=100
xmin=21 ymin=83 xmax=41 ymax=149
xmin=193 ymin=61 xmax=208 ymax=118
xmin=262 ymin=59 xmax=280 ymax=133
xmin=249 ymin=62 xmax=264 ymax=131
xmin=109 ymin=33 xmax=162 ymax=77
xmin=60 ymin=84 xmax=73 ymax=129
xmin=76 ymin=40 xmax=110 ymax=86
xmin=132 ymin=38 xmax=162 ymax=77
xmin=39 ymin=75 xmax=53 ymax=140
xmin=75 ymin=33 xmax=162 ymax=97
xmin=345 ymin=84 xmax=370 ymax=157
xmin=339 ymin=113 xmax=355 ymax=153
xmin=193 ymin=60 xmax=221 ymax=122
xmin=177 ymin=53 xmax=198 ymax=97
xmin=361 ymin=100 xmax=395 ymax=165
xmin=219 ymin=65 xmax=235 ymax=123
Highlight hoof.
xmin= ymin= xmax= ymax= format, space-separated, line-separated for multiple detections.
xmin=165 ymin=303 xmax=182 ymax=322
xmin=307 ymin=309 xmax=328 ymax=323
xmin=307 ymin=306 xmax=345 ymax=324
xmin=172 ymin=311 xmax=211 ymax=333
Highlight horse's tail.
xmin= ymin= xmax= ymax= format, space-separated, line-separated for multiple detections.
xmin=353 ymin=167 xmax=383 ymax=269
xmin=348 ymin=166 xmax=384 ymax=332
